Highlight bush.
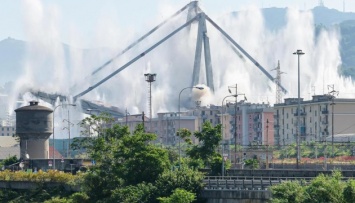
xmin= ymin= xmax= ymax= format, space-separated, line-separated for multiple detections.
xmin=344 ymin=179 xmax=355 ymax=203
xmin=271 ymin=181 xmax=307 ymax=203
xmin=158 ymin=188 xmax=196 ymax=203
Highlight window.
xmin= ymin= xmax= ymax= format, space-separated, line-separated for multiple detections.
xmin=286 ymin=113 xmax=288 ymax=119
xmin=310 ymin=117 xmax=312 ymax=123
xmin=315 ymin=110 xmax=317 ymax=116
xmin=210 ymin=111 xmax=212 ymax=115
xmin=202 ymin=111 xmax=205 ymax=115
xmin=287 ymin=123 xmax=288 ymax=129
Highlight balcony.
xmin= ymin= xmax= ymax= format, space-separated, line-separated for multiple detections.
xmin=293 ymin=111 xmax=307 ymax=116
xmin=322 ymin=120 xmax=328 ymax=125
xmin=322 ymin=109 xmax=329 ymax=114
xmin=294 ymin=121 xmax=305 ymax=127
xmin=274 ymin=114 xmax=279 ymax=119
xmin=274 ymin=124 xmax=280 ymax=128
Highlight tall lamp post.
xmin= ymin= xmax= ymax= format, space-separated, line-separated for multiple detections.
xmin=52 ymin=103 xmax=76 ymax=170
xmin=293 ymin=49 xmax=305 ymax=169
xmin=227 ymin=84 xmax=247 ymax=167
xmin=221 ymin=94 xmax=237 ymax=176
xmin=178 ymin=86 xmax=204 ymax=169
xmin=228 ymin=84 xmax=238 ymax=166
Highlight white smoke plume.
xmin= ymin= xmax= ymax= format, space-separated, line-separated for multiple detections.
xmin=9 ymin=1 xmax=355 ymax=137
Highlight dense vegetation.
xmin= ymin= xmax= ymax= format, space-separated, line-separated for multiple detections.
xmin=271 ymin=171 xmax=355 ymax=203
xmin=0 ymin=114 xmax=226 ymax=202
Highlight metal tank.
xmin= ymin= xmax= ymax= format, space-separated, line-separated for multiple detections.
xmin=15 ymin=101 xmax=53 ymax=159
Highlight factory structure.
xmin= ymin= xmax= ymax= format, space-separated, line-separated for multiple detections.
xmin=15 ymin=101 xmax=53 ymax=159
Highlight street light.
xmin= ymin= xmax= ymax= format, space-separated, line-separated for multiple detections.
xmin=52 ymin=103 xmax=76 ymax=170
xmin=227 ymin=84 xmax=247 ymax=167
xmin=221 ymin=94 xmax=237 ymax=176
xmin=293 ymin=49 xmax=305 ymax=169
xmin=178 ymin=86 xmax=204 ymax=169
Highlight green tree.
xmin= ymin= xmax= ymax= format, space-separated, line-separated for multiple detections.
xmin=83 ymin=121 xmax=170 ymax=201
xmin=2 ymin=155 xmax=19 ymax=166
xmin=344 ymin=179 xmax=355 ymax=203
xmin=271 ymin=181 xmax=307 ymax=203
xmin=109 ymin=182 xmax=156 ymax=203
xmin=305 ymin=171 xmax=345 ymax=203
xmin=186 ymin=122 xmax=222 ymax=171
xmin=154 ymin=167 xmax=204 ymax=200
xmin=158 ymin=188 xmax=196 ymax=203
xmin=177 ymin=128 xmax=193 ymax=145
xmin=244 ymin=158 xmax=259 ymax=169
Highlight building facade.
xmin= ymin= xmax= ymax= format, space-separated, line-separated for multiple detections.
xmin=117 ymin=102 xmax=275 ymax=147
xmin=225 ymin=102 xmax=274 ymax=146
xmin=0 ymin=125 xmax=16 ymax=136
xmin=274 ymin=95 xmax=355 ymax=145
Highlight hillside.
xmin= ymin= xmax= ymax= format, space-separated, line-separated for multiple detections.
xmin=339 ymin=20 xmax=355 ymax=78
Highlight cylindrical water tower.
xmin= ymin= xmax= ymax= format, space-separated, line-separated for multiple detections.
xmin=15 ymin=101 xmax=53 ymax=159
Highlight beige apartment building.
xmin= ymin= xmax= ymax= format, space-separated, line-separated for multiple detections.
xmin=118 ymin=103 xmax=275 ymax=147
xmin=274 ymin=95 xmax=355 ymax=145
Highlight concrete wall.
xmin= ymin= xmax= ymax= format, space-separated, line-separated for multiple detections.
xmin=201 ymin=190 xmax=271 ymax=203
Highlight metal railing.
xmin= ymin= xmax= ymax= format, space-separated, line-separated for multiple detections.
xmin=203 ymin=176 xmax=350 ymax=190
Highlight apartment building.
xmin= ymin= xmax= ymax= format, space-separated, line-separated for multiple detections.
xmin=225 ymin=102 xmax=274 ymax=146
xmin=117 ymin=102 xmax=275 ymax=146
xmin=0 ymin=125 xmax=15 ymax=136
xmin=274 ymin=95 xmax=355 ymax=145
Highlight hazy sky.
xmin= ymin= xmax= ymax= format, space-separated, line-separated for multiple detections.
xmin=1 ymin=0 xmax=355 ymax=47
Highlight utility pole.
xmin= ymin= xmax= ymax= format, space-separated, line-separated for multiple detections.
xmin=328 ymin=84 xmax=338 ymax=157
xmin=63 ymin=110 xmax=74 ymax=158
xmin=272 ymin=60 xmax=286 ymax=104
xmin=142 ymin=111 xmax=145 ymax=132
xmin=266 ymin=119 xmax=269 ymax=169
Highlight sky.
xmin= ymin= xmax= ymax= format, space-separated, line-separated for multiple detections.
xmin=1 ymin=0 xmax=355 ymax=48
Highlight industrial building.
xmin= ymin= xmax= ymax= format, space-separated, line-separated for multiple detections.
xmin=274 ymin=95 xmax=355 ymax=145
